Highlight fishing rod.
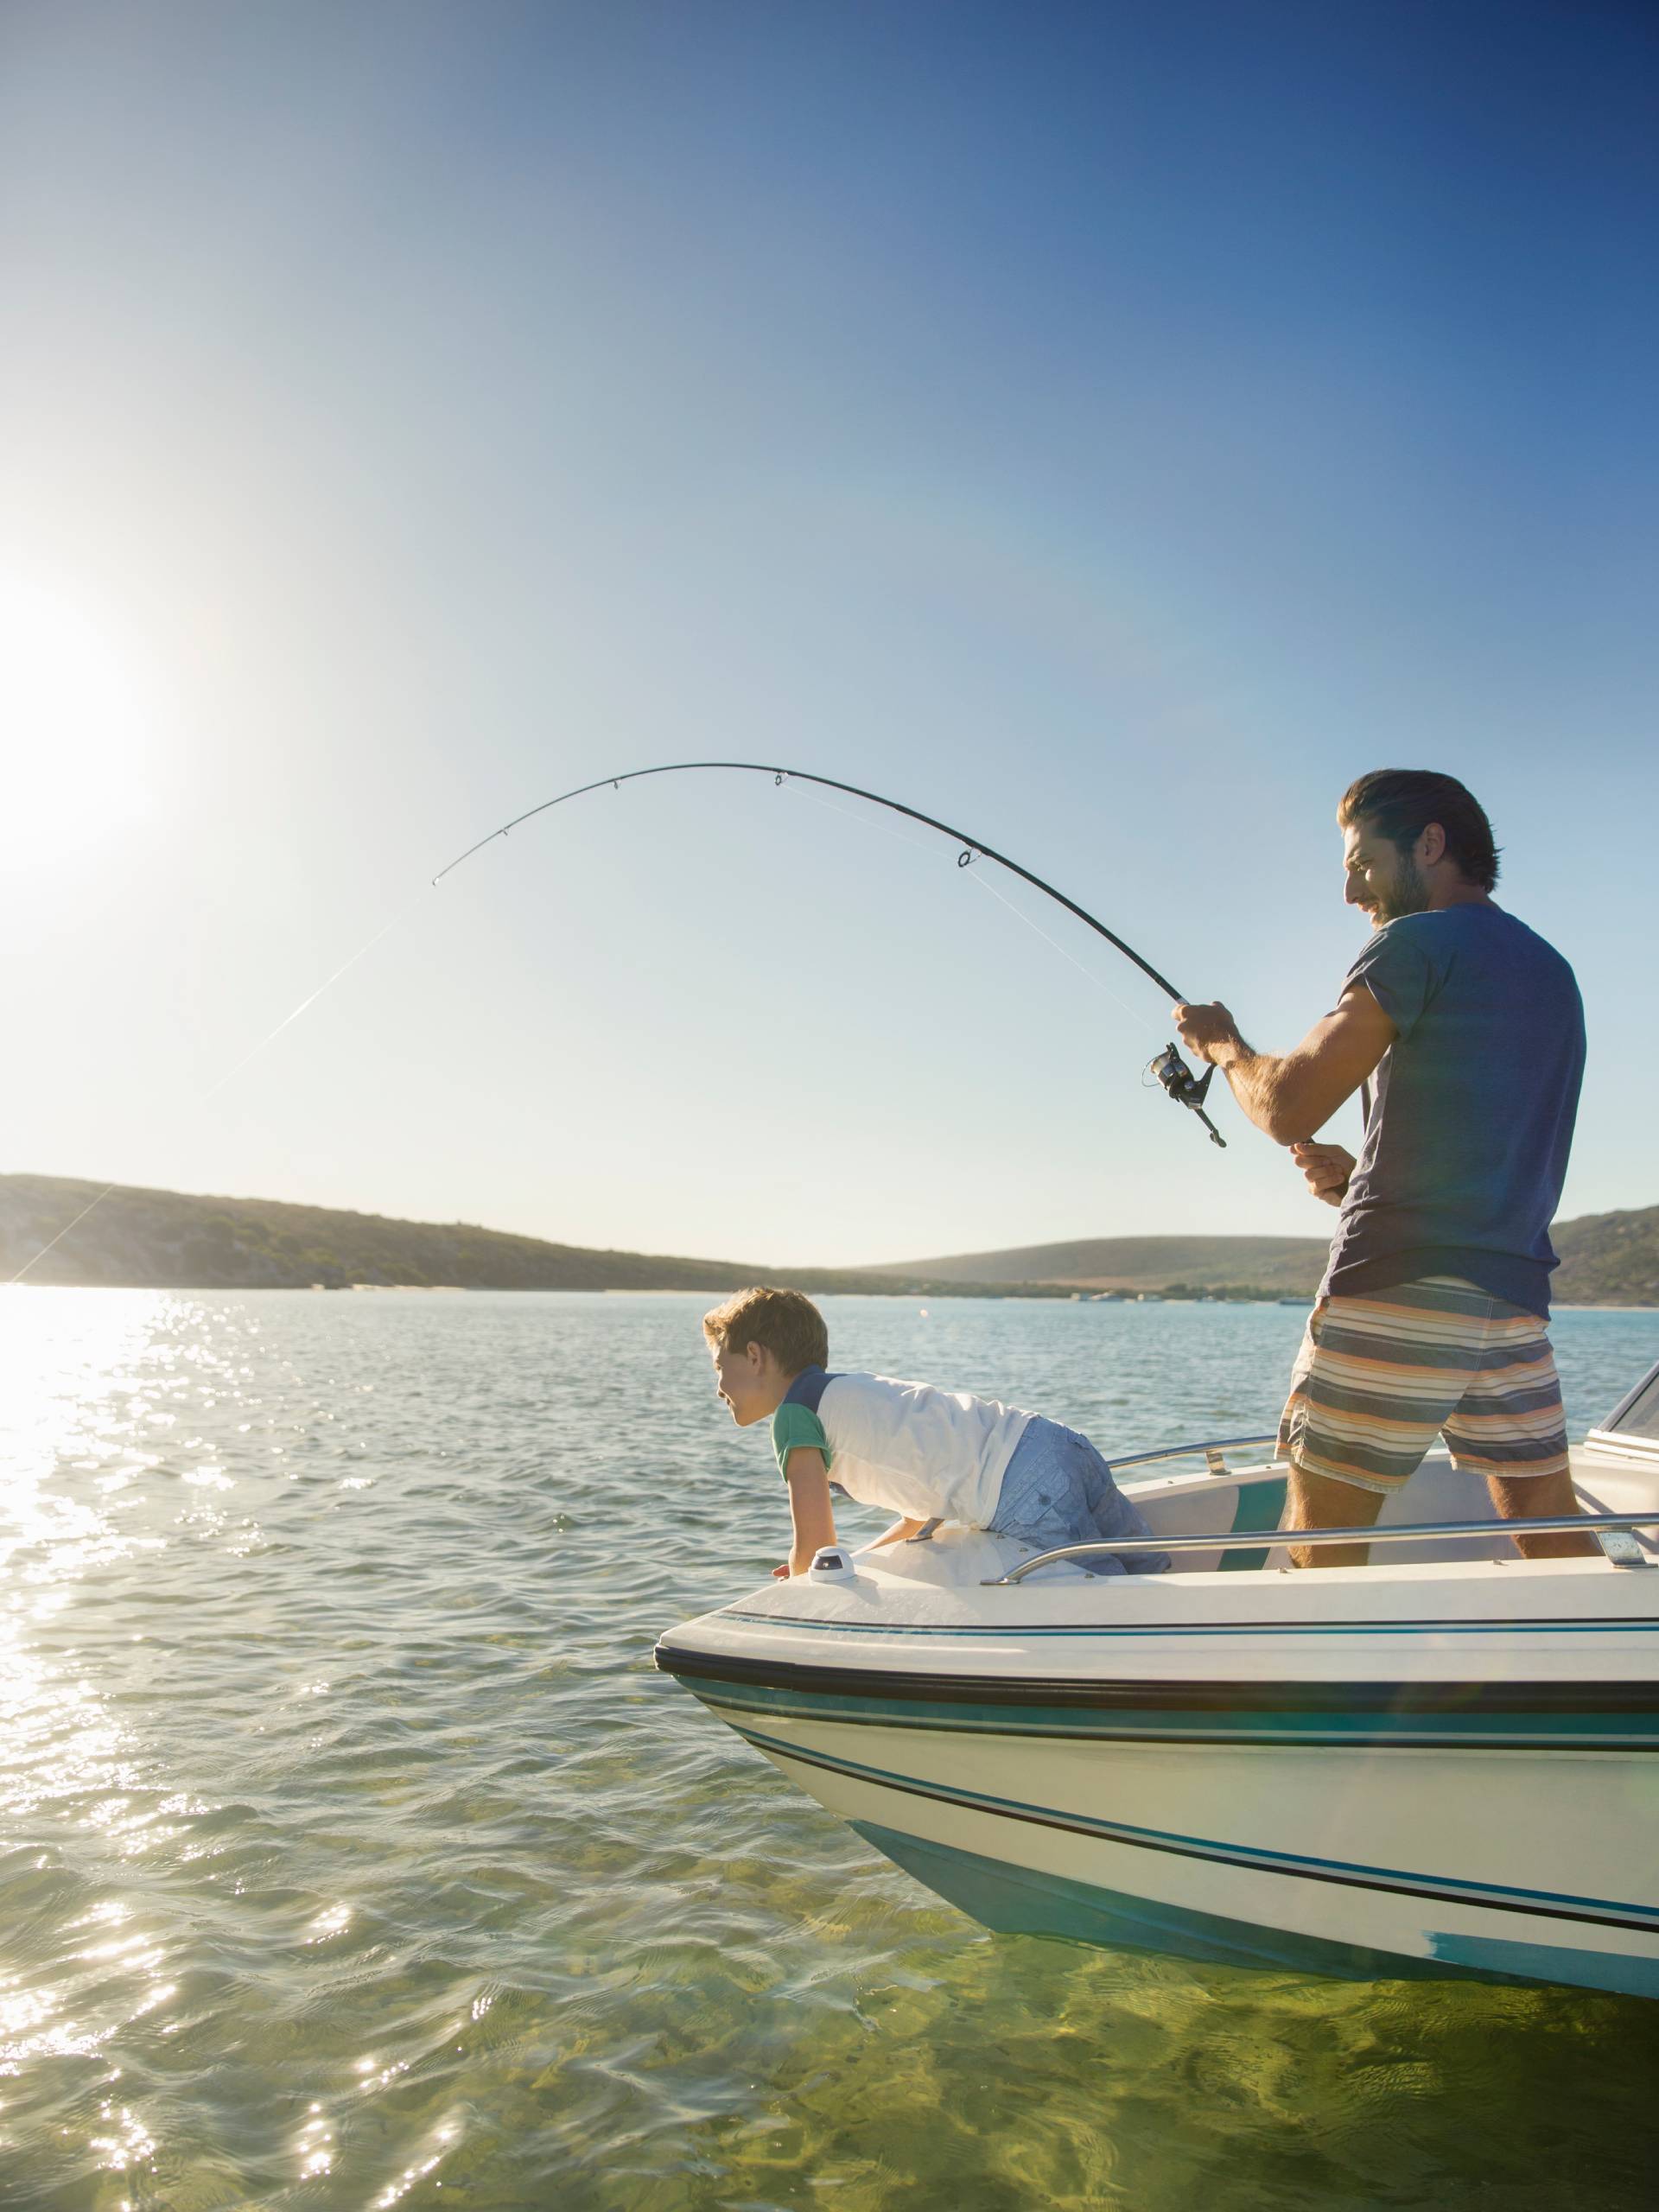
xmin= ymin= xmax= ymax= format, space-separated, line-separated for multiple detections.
xmin=435 ymin=760 xmax=1226 ymax=1148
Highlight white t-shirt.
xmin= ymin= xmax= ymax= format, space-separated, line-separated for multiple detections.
xmin=769 ymin=1367 xmax=1032 ymax=1528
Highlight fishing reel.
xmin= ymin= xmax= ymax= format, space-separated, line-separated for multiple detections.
xmin=1147 ymin=1044 xmax=1226 ymax=1149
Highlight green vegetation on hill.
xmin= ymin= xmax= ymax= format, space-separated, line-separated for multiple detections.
xmin=0 ymin=1175 xmax=1055 ymax=1299
xmin=880 ymin=1215 xmax=1659 ymax=1309
xmin=871 ymin=1234 xmax=1328 ymax=1294
xmin=3 ymin=1175 xmax=1655 ymax=1306
xmin=1551 ymin=1207 xmax=1659 ymax=1309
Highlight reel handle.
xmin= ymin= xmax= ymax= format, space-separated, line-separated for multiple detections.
xmin=1148 ymin=1044 xmax=1227 ymax=1149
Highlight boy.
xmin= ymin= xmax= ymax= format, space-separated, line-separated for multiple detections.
xmin=702 ymin=1286 xmax=1166 ymax=1579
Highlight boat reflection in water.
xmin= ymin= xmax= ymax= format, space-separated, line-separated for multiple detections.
xmin=658 ymin=1363 xmax=1659 ymax=2000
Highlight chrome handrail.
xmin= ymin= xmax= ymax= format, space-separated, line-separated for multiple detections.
xmin=986 ymin=1510 xmax=1659 ymax=1583
xmin=1600 ymin=1356 xmax=1659 ymax=1434
xmin=1109 ymin=1433 xmax=1280 ymax=1476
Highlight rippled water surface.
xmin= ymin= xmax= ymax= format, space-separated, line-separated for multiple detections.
xmin=2 ymin=1288 xmax=1656 ymax=2211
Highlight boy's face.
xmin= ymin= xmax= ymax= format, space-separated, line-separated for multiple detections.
xmin=710 ymin=1337 xmax=785 ymax=1427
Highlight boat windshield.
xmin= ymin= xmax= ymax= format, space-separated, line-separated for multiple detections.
xmin=1604 ymin=1360 xmax=1659 ymax=1440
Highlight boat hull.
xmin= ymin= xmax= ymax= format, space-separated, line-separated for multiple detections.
xmin=658 ymin=1445 xmax=1659 ymax=2000
xmin=685 ymin=1693 xmax=1659 ymax=1998
xmin=658 ymin=1556 xmax=1659 ymax=2000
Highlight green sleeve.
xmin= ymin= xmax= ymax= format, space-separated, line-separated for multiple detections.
xmin=771 ymin=1402 xmax=831 ymax=1480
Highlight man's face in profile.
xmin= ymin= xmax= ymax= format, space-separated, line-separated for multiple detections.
xmin=1343 ymin=819 xmax=1428 ymax=926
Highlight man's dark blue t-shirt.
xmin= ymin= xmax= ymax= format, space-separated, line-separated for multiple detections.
xmin=1321 ymin=905 xmax=1585 ymax=1319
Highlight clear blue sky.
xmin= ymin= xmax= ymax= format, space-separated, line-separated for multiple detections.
xmin=2 ymin=2 xmax=1655 ymax=1265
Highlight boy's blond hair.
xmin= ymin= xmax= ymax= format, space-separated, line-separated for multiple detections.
xmin=702 ymin=1286 xmax=829 ymax=1376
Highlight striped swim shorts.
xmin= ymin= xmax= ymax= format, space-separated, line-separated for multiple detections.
xmin=1277 ymin=1275 xmax=1570 ymax=1495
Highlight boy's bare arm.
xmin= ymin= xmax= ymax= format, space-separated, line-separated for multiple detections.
xmin=868 ymin=1516 xmax=925 ymax=1548
xmin=777 ymin=1448 xmax=837 ymax=1576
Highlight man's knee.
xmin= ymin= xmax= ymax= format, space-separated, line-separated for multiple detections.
xmin=1286 ymin=1460 xmax=1386 ymax=1569
xmin=1487 ymin=1465 xmax=1597 ymax=1559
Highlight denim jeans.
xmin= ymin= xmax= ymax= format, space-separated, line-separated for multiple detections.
xmin=988 ymin=1415 xmax=1168 ymax=1575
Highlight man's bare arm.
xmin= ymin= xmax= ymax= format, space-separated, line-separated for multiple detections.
xmin=1173 ymin=984 xmax=1395 ymax=1146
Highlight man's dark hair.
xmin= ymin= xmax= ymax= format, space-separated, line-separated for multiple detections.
xmin=1338 ymin=769 xmax=1500 ymax=892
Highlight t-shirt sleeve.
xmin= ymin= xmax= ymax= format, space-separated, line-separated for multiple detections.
xmin=1345 ymin=923 xmax=1440 ymax=1044
xmin=771 ymin=1402 xmax=831 ymax=1480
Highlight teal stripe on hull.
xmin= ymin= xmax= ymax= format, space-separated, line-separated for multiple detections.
xmin=1218 ymin=1475 xmax=1287 ymax=1572
xmin=852 ymin=1823 xmax=1659 ymax=1999
xmin=1427 ymin=1929 xmax=1659 ymax=2000
xmin=690 ymin=1680 xmax=1659 ymax=1750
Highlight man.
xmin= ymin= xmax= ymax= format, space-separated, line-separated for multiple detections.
xmin=1173 ymin=768 xmax=1591 ymax=1566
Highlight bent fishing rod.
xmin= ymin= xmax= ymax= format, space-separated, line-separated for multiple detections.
xmin=435 ymin=760 xmax=1226 ymax=1147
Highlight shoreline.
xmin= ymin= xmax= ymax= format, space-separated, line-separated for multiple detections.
xmin=4 ymin=1281 xmax=1656 ymax=1314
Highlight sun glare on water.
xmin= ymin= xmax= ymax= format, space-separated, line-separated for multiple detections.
xmin=0 ymin=575 xmax=159 ymax=870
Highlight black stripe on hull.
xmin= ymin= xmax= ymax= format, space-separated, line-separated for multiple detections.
xmin=655 ymin=1640 xmax=1659 ymax=1719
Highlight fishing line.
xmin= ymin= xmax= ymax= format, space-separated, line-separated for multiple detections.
xmin=791 ymin=779 xmax=949 ymax=864
xmin=7 ymin=1179 xmax=124 ymax=1287
xmin=794 ymin=778 xmax=1162 ymax=1041
xmin=6 ymin=896 xmax=429 ymax=1284
xmin=780 ymin=777 xmax=1170 ymax=1056
xmin=783 ymin=780 xmax=1172 ymax=1072
xmin=199 ymin=901 xmax=422 ymax=1103
xmin=960 ymin=866 xmax=1166 ymax=1046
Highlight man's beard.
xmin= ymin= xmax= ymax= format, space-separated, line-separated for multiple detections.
xmin=1371 ymin=851 xmax=1430 ymax=922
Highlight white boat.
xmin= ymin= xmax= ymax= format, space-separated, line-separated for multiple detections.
xmin=656 ymin=1360 xmax=1659 ymax=1999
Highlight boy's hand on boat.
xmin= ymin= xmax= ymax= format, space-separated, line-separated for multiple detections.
xmin=771 ymin=1562 xmax=791 ymax=1580
xmin=1291 ymin=1141 xmax=1355 ymax=1205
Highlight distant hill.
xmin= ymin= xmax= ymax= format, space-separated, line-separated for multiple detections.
xmin=1551 ymin=1207 xmax=1659 ymax=1309
xmin=3 ymin=1174 xmax=1655 ymax=1307
xmin=879 ymin=1211 xmax=1659 ymax=1309
xmin=0 ymin=1174 xmax=1052 ymax=1299
xmin=868 ymin=1235 xmax=1327 ymax=1295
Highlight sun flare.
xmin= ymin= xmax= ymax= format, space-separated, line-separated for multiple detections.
xmin=0 ymin=575 xmax=157 ymax=866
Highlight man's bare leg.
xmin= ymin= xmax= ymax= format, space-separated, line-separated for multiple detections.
xmin=1286 ymin=1463 xmax=1386 ymax=1569
xmin=1486 ymin=1465 xmax=1598 ymax=1559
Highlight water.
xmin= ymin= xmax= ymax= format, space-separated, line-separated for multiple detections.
xmin=2 ymin=1288 xmax=1656 ymax=2211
